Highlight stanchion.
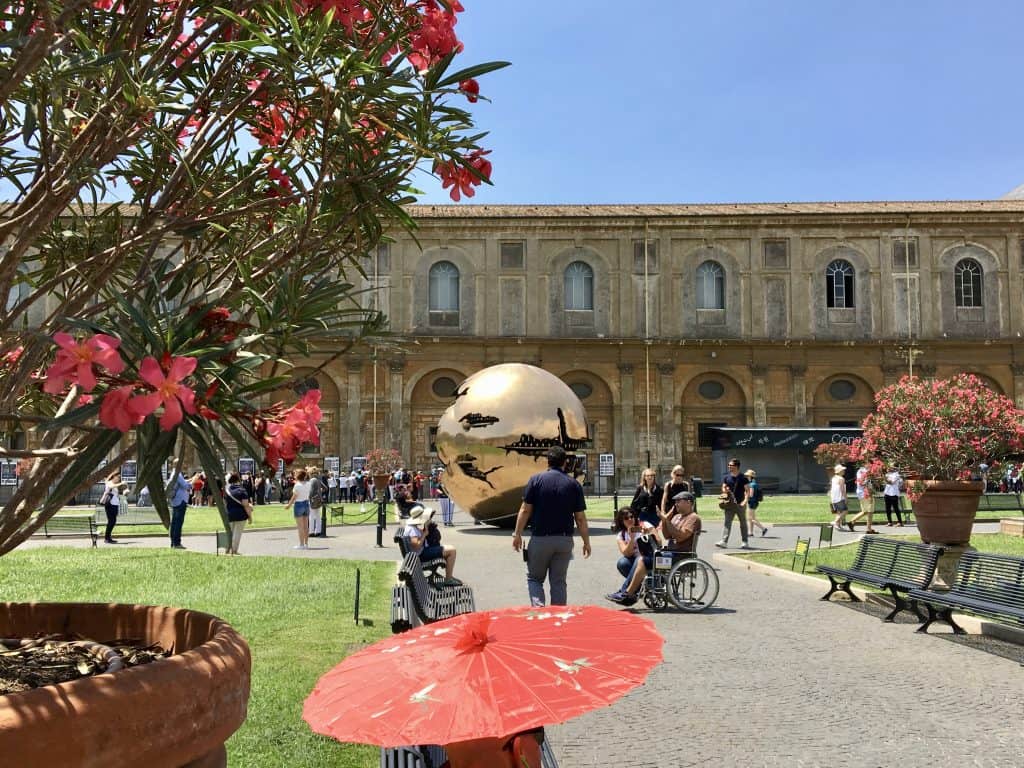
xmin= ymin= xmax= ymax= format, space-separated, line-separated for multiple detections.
xmin=375 ymin=497 xmax=386 ymax=548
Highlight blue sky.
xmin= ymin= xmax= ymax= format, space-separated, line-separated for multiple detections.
xmin=413 ymin=1 xmax=1024 ymax=205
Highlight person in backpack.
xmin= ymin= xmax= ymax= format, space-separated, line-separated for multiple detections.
xmin=744 ymin=469 xmax=769 ymax=537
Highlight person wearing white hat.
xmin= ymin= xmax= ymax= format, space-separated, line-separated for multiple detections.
xmin=403 ymin=505 xmax=460 ymax=585
xmin=829 ymin=464 xmax=853 ymax=532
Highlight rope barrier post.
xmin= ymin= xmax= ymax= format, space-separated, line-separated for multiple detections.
xmin=354 ymin=567 xmax=361 ymax=625
xmin=376 ymin=497 xmax=385 ymax=548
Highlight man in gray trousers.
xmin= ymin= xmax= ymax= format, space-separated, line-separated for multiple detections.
xmin=512 ymin=446 xmax=591 ymax=606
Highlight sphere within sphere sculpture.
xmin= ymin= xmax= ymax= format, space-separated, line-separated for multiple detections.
xmin=435 ymin=364 xmax=591 ymax=526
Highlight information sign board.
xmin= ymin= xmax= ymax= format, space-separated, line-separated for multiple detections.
xmin=598 ymin=453 xmax=615 ymax=477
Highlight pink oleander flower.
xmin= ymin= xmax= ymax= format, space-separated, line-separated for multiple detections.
xmin=99 ymin=385 xmax=146 ymax=433
xmin=435 ymin=148 xmax=492 ymax=201
xmin=129 ymin=355 xmax=198 ymax=430
xmin=43 ymin=333 xmax=125 ymax=394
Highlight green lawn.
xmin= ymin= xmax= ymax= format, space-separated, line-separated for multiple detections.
xmin=585 ymin=493 xmax=841 ymax=524
xmin=738 ymin=533 xmax=1024 ymax=577
xmin=1 ymin=548 xmax=393 ymax=768
xmin=62 ymin=503 xmax=383 ymax=536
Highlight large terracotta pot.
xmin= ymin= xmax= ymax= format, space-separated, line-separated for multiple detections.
xmin=911 ymin=480 xmax=984 ymax=545
xmin=0 ymin=602 xmax=251 ymax=768
xmin=373 ymin=472 xmax=392 ymax=501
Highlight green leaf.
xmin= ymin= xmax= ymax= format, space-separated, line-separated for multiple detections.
xmin=435 ymin=61 xmax=511 ymax=89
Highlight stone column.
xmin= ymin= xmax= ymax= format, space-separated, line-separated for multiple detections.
xmin=616 ymin=363 xmax=636 ymax=468
xmin=657 ymin=363 xmax=678 ymax=462
xmin=751 ymin=365 xmax=768 ymax=427
xmin=1012 ymin=363 xmax=1024 ymax=409
xmin=345 ymin=361 xmax=363 ymax=457
xmin=789 ymin=365 xmax=807 ymax=426
xmin=388 ymin=358 xmax=406 ymax=454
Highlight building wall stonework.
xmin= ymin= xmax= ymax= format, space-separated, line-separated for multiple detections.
xmin=315 ymin=203 xmax=1024 ymax=482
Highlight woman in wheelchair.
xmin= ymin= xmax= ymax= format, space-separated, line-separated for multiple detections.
xmin=607 ymin=507 xmax=663 ymax=606
xmin=607 ymin=491 xmax=702 ymax=607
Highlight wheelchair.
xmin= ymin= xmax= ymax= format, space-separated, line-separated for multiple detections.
xmin=637 ymin=534 xmax=719 ymax=612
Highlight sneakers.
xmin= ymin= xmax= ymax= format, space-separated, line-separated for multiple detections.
xmin=740 ymin=542 xmax=752 ymax=550
xmin=293 ymin=544 xmax=309 ymax=550
xmin=762 ymin=527 xmax=769 ymax=537
xmin=441 ymin=577 xmax=463 ymax=586
xmin=714 ymin=540 xmax=727 ymax=549
xmin=605 ymin=591 xmax=637 ymax=606
xmin=171 ymin=544 xmax=186 ymax=550
xmin=846 ymin=522 xmax=855 ymax=532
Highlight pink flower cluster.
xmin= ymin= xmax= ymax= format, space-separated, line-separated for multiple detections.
xmin=858 ymin=374 xmax=1024 ymax=481
xmin=435 ymin=148 xmax=491 ymax=201
xmin=41 ymin=333 xmax=201 ymax=433
xmin=256 ymin=390 xmax=323 ymax=466
xmin=42 ymin=333 xmax=125 ymax=394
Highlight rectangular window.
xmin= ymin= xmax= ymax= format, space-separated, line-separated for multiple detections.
xmin=633 ymin=240 xmax=658 ymax=274
xmin=892 ymin=238 xmax=918 ymax=271
xmin=361 ymin=243 xmax=390 ymax=275
xmin=763 ymin=239 xmax=789 ymax=269
xmin=500 ymin=241 xmax=525 ymax=269
xmin=428 ymin=426 xmax=438 ymax=454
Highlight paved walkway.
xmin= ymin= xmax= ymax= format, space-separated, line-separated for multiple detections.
xmin=23 ymin=507 xmax=1023 ymax=767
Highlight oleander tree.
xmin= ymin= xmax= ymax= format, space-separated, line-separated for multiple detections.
xmin=0 ymin=0 xmax=505 ymax=554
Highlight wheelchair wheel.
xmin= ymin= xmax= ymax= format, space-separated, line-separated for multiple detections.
xmin=667 ymin=557 xmax=719 ymax=612
xmin=642 ymin=586 xmax=670 ymax=612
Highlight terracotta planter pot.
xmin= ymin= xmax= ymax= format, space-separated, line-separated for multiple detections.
xmin=372 ymin=473 xmax=392 ymax=500
xmin=0 ymin=602 xmax=251 ymax=768
xmin=911 ymin=480 xmax=984 ymax=546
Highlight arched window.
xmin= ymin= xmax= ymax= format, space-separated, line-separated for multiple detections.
xmin=564 ymin=261 xmax=594 ymax=311
xmin=696 ymin=260 xmax=725 ymax=309
xmin=954 ymin=258 xmax=983 ymax=308
xmin=428 ymin=261 xmax=460 ymax=325
xmin=826 ymin=259 xmax=855 ymax=308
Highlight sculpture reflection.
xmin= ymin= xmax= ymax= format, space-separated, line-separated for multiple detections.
xmin=436 ymin=364 xmax=590 ymax=526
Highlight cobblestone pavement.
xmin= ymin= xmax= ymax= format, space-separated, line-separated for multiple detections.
xmin=22 ymin=507 xmax=1022 ymax=767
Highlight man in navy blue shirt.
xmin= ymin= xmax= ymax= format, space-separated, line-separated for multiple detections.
xmin=512 ymin=446 xmax=591 ymax=606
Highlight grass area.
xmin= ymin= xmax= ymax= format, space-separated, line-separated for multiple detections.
xmin=585 ymin=493 xmax=841 ymax=524
xmin=1 ymin=547 xmax=393 ymax=768
xmin=738 ymin=533 xmax=1024 ymax=577
xmin=59 ymin=503 xmax=383 ymax=536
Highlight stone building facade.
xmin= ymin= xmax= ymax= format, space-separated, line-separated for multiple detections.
xmin=295 ymin=201 xmax=1024 ymax=482
xmin=9 ymin=201 xmax=1024 ymax=485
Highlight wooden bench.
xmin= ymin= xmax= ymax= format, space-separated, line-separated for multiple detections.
xmin=32 ymin=514 xmax=98 ymax=547
xmin=817 ymin=537 xmax=944 ymax=622
xmin=381 ymin=730 xmax=560 ymax=768
xmin=908 ymin=550 xmax=1024 ymax=634
xmin=390 ymin=584 xmax=418 ymax=634
xmin=381 ymin=744 xmax=449 ymax=768
xmin=397 ymin=552 xmax=475 ymax=625
xmin=393 ymin=526 xmax=446 ymax=582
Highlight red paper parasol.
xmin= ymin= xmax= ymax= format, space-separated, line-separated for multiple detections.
xmin=303 ymin=604 xmax=663 ymax=748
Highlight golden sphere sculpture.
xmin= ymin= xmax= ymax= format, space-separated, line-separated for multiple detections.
xmin=435 ymin=364 xmax=591 ymax=526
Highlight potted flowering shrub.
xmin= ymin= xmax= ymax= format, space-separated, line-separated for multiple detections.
xmin=365 ymin=448 xmax=404 ymax=499
xmin=857 ymin=374 xmax=1024 ymax=545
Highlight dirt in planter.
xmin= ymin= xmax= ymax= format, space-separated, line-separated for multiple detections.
xmin=0 ymin=634 xmax=171 ymax=696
